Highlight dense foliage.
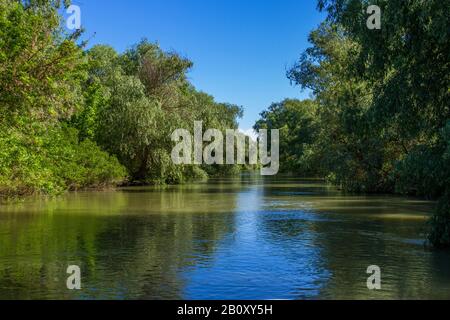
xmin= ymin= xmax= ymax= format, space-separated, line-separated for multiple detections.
xmin=2 ymin=0 xmax=448 ymax=248
xmin=0 ymin=0 xmax=243 ymax=198
xmin=74 ymin=42 xmax=243 ymax=184
xmin=0 ymin=0 xmax=125 ymax=196
xmin=254 ymin=99 xmax=320 ymax=176
xmin=256 ymin=0 xmax=449 ymax=247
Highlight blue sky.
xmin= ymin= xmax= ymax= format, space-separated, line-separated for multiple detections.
xmin=72 ymin=0 xmax=325 ymax=130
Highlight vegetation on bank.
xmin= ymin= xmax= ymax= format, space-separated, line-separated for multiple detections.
xmin=0 ymin=0 xmax=243 ymax=198
xmin=1 ymin=1 xmax=448 ymax=248
xmin=255 ymin=0 xmax=449 ymax=247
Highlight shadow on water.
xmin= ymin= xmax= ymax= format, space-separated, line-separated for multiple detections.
xmin=0 ymin=175 xmax=449 ymax=299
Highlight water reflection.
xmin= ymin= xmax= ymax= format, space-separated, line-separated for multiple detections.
xmin=0 ymin=176 xmax=449 ymax=299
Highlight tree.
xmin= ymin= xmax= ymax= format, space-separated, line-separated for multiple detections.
xmin=283 ymin=0 xmax=450 ymax=247
xmin=254 ymin=99 xmax=320 ymax=176
xmin=82 ymin=42 xmax=243 ymax=184
xmin=0 ymin=1 xmax=126 ymax=197
xmin=0 ymin=0 xmax=86 ymax=123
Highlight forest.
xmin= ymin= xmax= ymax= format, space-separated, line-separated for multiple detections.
xmin=255 ymin=0 xmax=449 ymax=247
xmin=0 ymin=0 xmax=243 ymax=197
xmin=0 ymin=0 xmax=449 ymax=248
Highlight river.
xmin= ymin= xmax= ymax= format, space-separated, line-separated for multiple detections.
xmin=0 ymin=175 xmax=449 ymax=299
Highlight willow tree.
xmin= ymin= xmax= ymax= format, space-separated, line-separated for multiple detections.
xmin=287 ymin=0 xmax=449 ymax=247
xmin=0 ymin=0 xmax=86 ymax=123
xmin=254 ymin=99 xmax=320 ymax=176
xmin=0 ymin=0 xmax=126 ymax=197
xmin=83 ymin=41 xmax=243 ymax=184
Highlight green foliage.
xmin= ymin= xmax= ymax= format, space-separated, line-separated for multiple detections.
xmin=314 ymin=0 xmax=449 ymax=246
xmin=0 ymin=0 xmax=86 ymax=123
xmin=254 ymin=99 xmax=320 ymax=176
xmin=429 ymin=192 xmax=450 ymax=248
xmin=254 ymin=0 xmax=449 ymax=247
xmin=1 ymin=1 xmax=242 ymax=198
xmin=0 ymin=0 xmax=126 ymax=199
xmin=284 ymin=22 xmax=399 ymax=192
xmin=78 ymin=41 xmax=243 ymax=184
xmin=399 ymin=122 xmax=450 ymax=247
xmin=0 ymin=121 xmax=126 ymax=197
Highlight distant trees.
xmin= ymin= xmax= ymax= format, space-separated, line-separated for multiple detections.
xmin=256 ymin=0 xmax=449 ymax=247
xmin=254 ymin=99 xmax=320 ymax=176
xmin=73 ymin=41 xmax=243 ymax=184
xmin=288 ymin=22 xmax=398 ymax=193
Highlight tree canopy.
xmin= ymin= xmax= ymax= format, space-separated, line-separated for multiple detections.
xmin=0 ymin=0 xmax=243 ymax=197
xmin=256 ymin=0 xmax=449 ymax=247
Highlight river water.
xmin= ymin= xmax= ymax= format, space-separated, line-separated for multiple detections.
xmin=0 ymin=176 xmax=449 ymax=299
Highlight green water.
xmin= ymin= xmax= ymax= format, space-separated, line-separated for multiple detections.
xmin=0 ymin=176 xmax=449 ymax=300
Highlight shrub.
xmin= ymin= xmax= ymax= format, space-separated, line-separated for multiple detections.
xmin=0 ymin=122 xmax=127 ymax=198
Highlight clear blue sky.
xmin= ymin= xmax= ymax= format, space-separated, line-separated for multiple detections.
xmin=74 ymin=0 xmax=325 ymax=130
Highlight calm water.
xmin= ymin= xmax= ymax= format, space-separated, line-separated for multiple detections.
xmin=0 ymin=176 xmax=449 ymax=300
